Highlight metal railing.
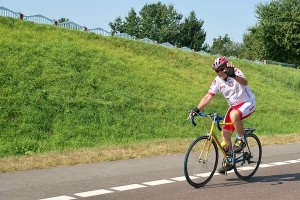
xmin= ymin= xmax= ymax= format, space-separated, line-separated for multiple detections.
xmin=0 ymin=6 xmax=19 ymax=18
xmin=58 ymin=21 xmax=85 ymax=31
xmin=88 ymin=27 xmax=111 ymax=36
xmin=0 ymin=6 xmax=111 ymax=36
xmin=24 ymin=14 xmax=55 ymax=25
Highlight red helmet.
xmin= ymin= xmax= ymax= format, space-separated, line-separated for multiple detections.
xmin=211 ymin=56 xmax=228 ymax=70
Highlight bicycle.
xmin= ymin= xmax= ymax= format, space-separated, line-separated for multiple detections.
xmin=184 ymin=112 xmax=262 ymax=188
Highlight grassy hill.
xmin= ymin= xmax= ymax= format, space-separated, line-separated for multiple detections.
xmin=1 ymin=16 xmax=300 ymax=158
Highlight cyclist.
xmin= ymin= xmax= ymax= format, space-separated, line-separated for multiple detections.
xmin=190 ymin=56 xmax=256 ymax=174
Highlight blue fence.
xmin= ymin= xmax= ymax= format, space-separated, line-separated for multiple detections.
xmin=88 ymin=27 xmax=111 ymax=36
xmin=24 ymin=14 xmax=55 ymax=25
xmin=0 ymin=6 xmax=19 ymax=18
xmin=0 ymin=6 xmax=110 ymax=36
xmin=58 ymin=21 xmax=86 ymax=31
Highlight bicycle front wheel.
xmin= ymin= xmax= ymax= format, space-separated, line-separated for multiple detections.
xmin=233 ymin=133 xmax=262 ymax=180
xmin=184 ymin=135 xmax=218 ymax=188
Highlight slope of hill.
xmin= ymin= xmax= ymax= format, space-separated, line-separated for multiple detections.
xmin=0 ymin=17 xmax=300 ymax=157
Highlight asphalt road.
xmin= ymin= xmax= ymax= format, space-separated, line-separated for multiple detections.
xmin=0 ymin=143 xmax=299 ymax=200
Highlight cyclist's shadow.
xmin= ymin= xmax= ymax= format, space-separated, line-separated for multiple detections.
xmin=202 ymin=172 xmax=300 ymax=189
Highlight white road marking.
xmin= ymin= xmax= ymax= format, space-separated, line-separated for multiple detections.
xmin=111 ymin=184 xmax=147 ymax=191
xmin=39 ymin=158 xmax=300 ymax=200
xmin=39 ymin=196 xmax=76 ymax=200
xmin=143 ymin=179 xmax=174 ymax=186
xmin=189 ymin=175 xmax=200 ymax=179
xmin=74 ymin=189 xmax=113 ymax=197
xmin=196 ymin=172 xmax=212 ymax=177
xmin=285 ymin=159 xmax=300 ymax=163
xmin=236 ymin=166 xmax=255 ymax=171
xmin=259 ymin=163 xmax=274 ymax=168
xmin=170 ymin=176 xmax=187 ymax=181
xmin=269 ymin=161 xmax=290 ymax=166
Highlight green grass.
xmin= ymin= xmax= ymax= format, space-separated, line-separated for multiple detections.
xmin=0 ymin=16 xmax=300 ymax=157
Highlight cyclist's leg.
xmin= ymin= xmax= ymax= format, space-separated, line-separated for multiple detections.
xmin=222 ymin=107 xmax=235 ymax=150
xmin=219 ymin=129 xmax=235 ymax=174
xmin=233 ymin=99 xmax=256 ymax=135
xmin=222 ymin=129 xmax=233 ymax=151
xmin=219 ymin=109 xmax=236 ymax=174
xmin=231 ymin=100 xmax=256 ymax=152
xmin=230 ymin=110 xmax=244 ymax=138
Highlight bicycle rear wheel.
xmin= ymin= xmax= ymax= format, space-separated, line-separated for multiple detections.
xmin=233 ymin=133 xmax=262 ymax=180
xmin=184 ymin=135 xmax=218 ymax=188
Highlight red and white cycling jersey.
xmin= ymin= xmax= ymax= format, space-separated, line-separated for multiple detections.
xmin=208 ymin=68 xmax=255 ymax=106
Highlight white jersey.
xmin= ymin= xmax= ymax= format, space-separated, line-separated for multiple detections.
xmin=208 ymin=68 xmax=255 ymax=106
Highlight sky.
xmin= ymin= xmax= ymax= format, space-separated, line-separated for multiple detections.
xmin=0 ymin=0 xmax=271 ymax=45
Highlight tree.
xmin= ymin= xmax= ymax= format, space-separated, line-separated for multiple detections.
xmin=179 ymin=11 xmax=206 ymax=51
xmin=243 ymin=0 xmax=300 ymax=65
xmin=108 ymin=2 xmax=207 ymax=50
xmin=58 ymin=17 xmax=69 ymax=23
xmin=210 ymin=34 xmax=232 ymax=56
xmin=124 ymin=8 xmax=141 ymax=38
xmin=210 ymin=34 xmax=245 ymax=58
xmin=108 ymin=16 xmax=125 ymax=34
xmin=242 ymin=27 xmax=262 ymax=60
xmin=138 ymin=2 xmax=183 ymax=44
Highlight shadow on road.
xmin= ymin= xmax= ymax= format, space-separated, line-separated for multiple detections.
xmin=248 ymin=172 xmax=300 ymax=185
xmin=200 ymin=172 xmax=300 ymax=189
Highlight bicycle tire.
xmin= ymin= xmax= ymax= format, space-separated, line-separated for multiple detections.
xmin=184 ymin=135 xmax=218 ymax=188
xmin=233 ymin=133 xmax=262 ymax=180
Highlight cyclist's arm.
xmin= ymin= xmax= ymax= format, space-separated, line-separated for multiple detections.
xmin=233 ymin=68 xmax=248 ymax=86
xmin=196 ymin=93 xmax=214 ymax=111
xmin=233 ymin=75 xmax=248 ymax=86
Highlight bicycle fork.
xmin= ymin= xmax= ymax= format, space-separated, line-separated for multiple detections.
xmin=198 ymin=142 xmax=210 ymax=163
xmin=198 ymin=133 xmax=213 ymax=163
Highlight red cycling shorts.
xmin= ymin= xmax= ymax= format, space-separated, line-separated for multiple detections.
xmin=223 ymin=99 xmax=256 ymax=132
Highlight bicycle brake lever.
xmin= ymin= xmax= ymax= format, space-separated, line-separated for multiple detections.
xmin=191 ymin=115 xmax=197 ymax=126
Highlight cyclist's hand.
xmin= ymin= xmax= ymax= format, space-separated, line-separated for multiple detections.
xmin=225 ymin=63 xmax=236 ymax=77
xmin=189 ymin=107 xmax=200 ymax=118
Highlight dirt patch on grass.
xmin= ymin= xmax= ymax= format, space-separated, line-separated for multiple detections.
xmin=1 ymin=134 xmax=299 ymax=173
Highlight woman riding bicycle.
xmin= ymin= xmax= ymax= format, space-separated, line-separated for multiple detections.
xmin=190 ymin=56 xmax=256 ymax=174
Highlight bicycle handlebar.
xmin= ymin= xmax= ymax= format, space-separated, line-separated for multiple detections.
xmin=190 ymin=112 xmax=223 ymax=131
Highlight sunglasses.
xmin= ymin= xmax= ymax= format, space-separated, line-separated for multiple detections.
xmin=215 ymin=67 xmax=226 ymax=73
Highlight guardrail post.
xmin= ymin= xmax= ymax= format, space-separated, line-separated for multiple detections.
xmin=20 ymin=13 xmax=24 ymax=20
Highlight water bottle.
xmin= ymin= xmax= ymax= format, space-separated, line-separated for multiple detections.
xmin=221 ymin=141 xmax=230 ymax=155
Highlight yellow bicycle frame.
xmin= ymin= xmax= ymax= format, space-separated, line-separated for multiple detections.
xmin=198 ymin=118 xmax=233 ymax=161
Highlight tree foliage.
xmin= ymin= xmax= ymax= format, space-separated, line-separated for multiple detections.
xmin=108 ymin=16 xmax=125 ymax=35
xmin=58 ymin=17 xmax=69 ymax=23
xmin=179 ymin=11 xmax=206 ymax=51
xmin=124 ymin=8 xmax=141 ymax=37
xmin=210 ymin=34 xmax=244 ymax=57
xmin=243 ymin=0 xmax=300 ymax=65
xmin=139 ymin=2 xmax=183 ymax=44
xmin=108 ymin=2 xmax=207 ymax=51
